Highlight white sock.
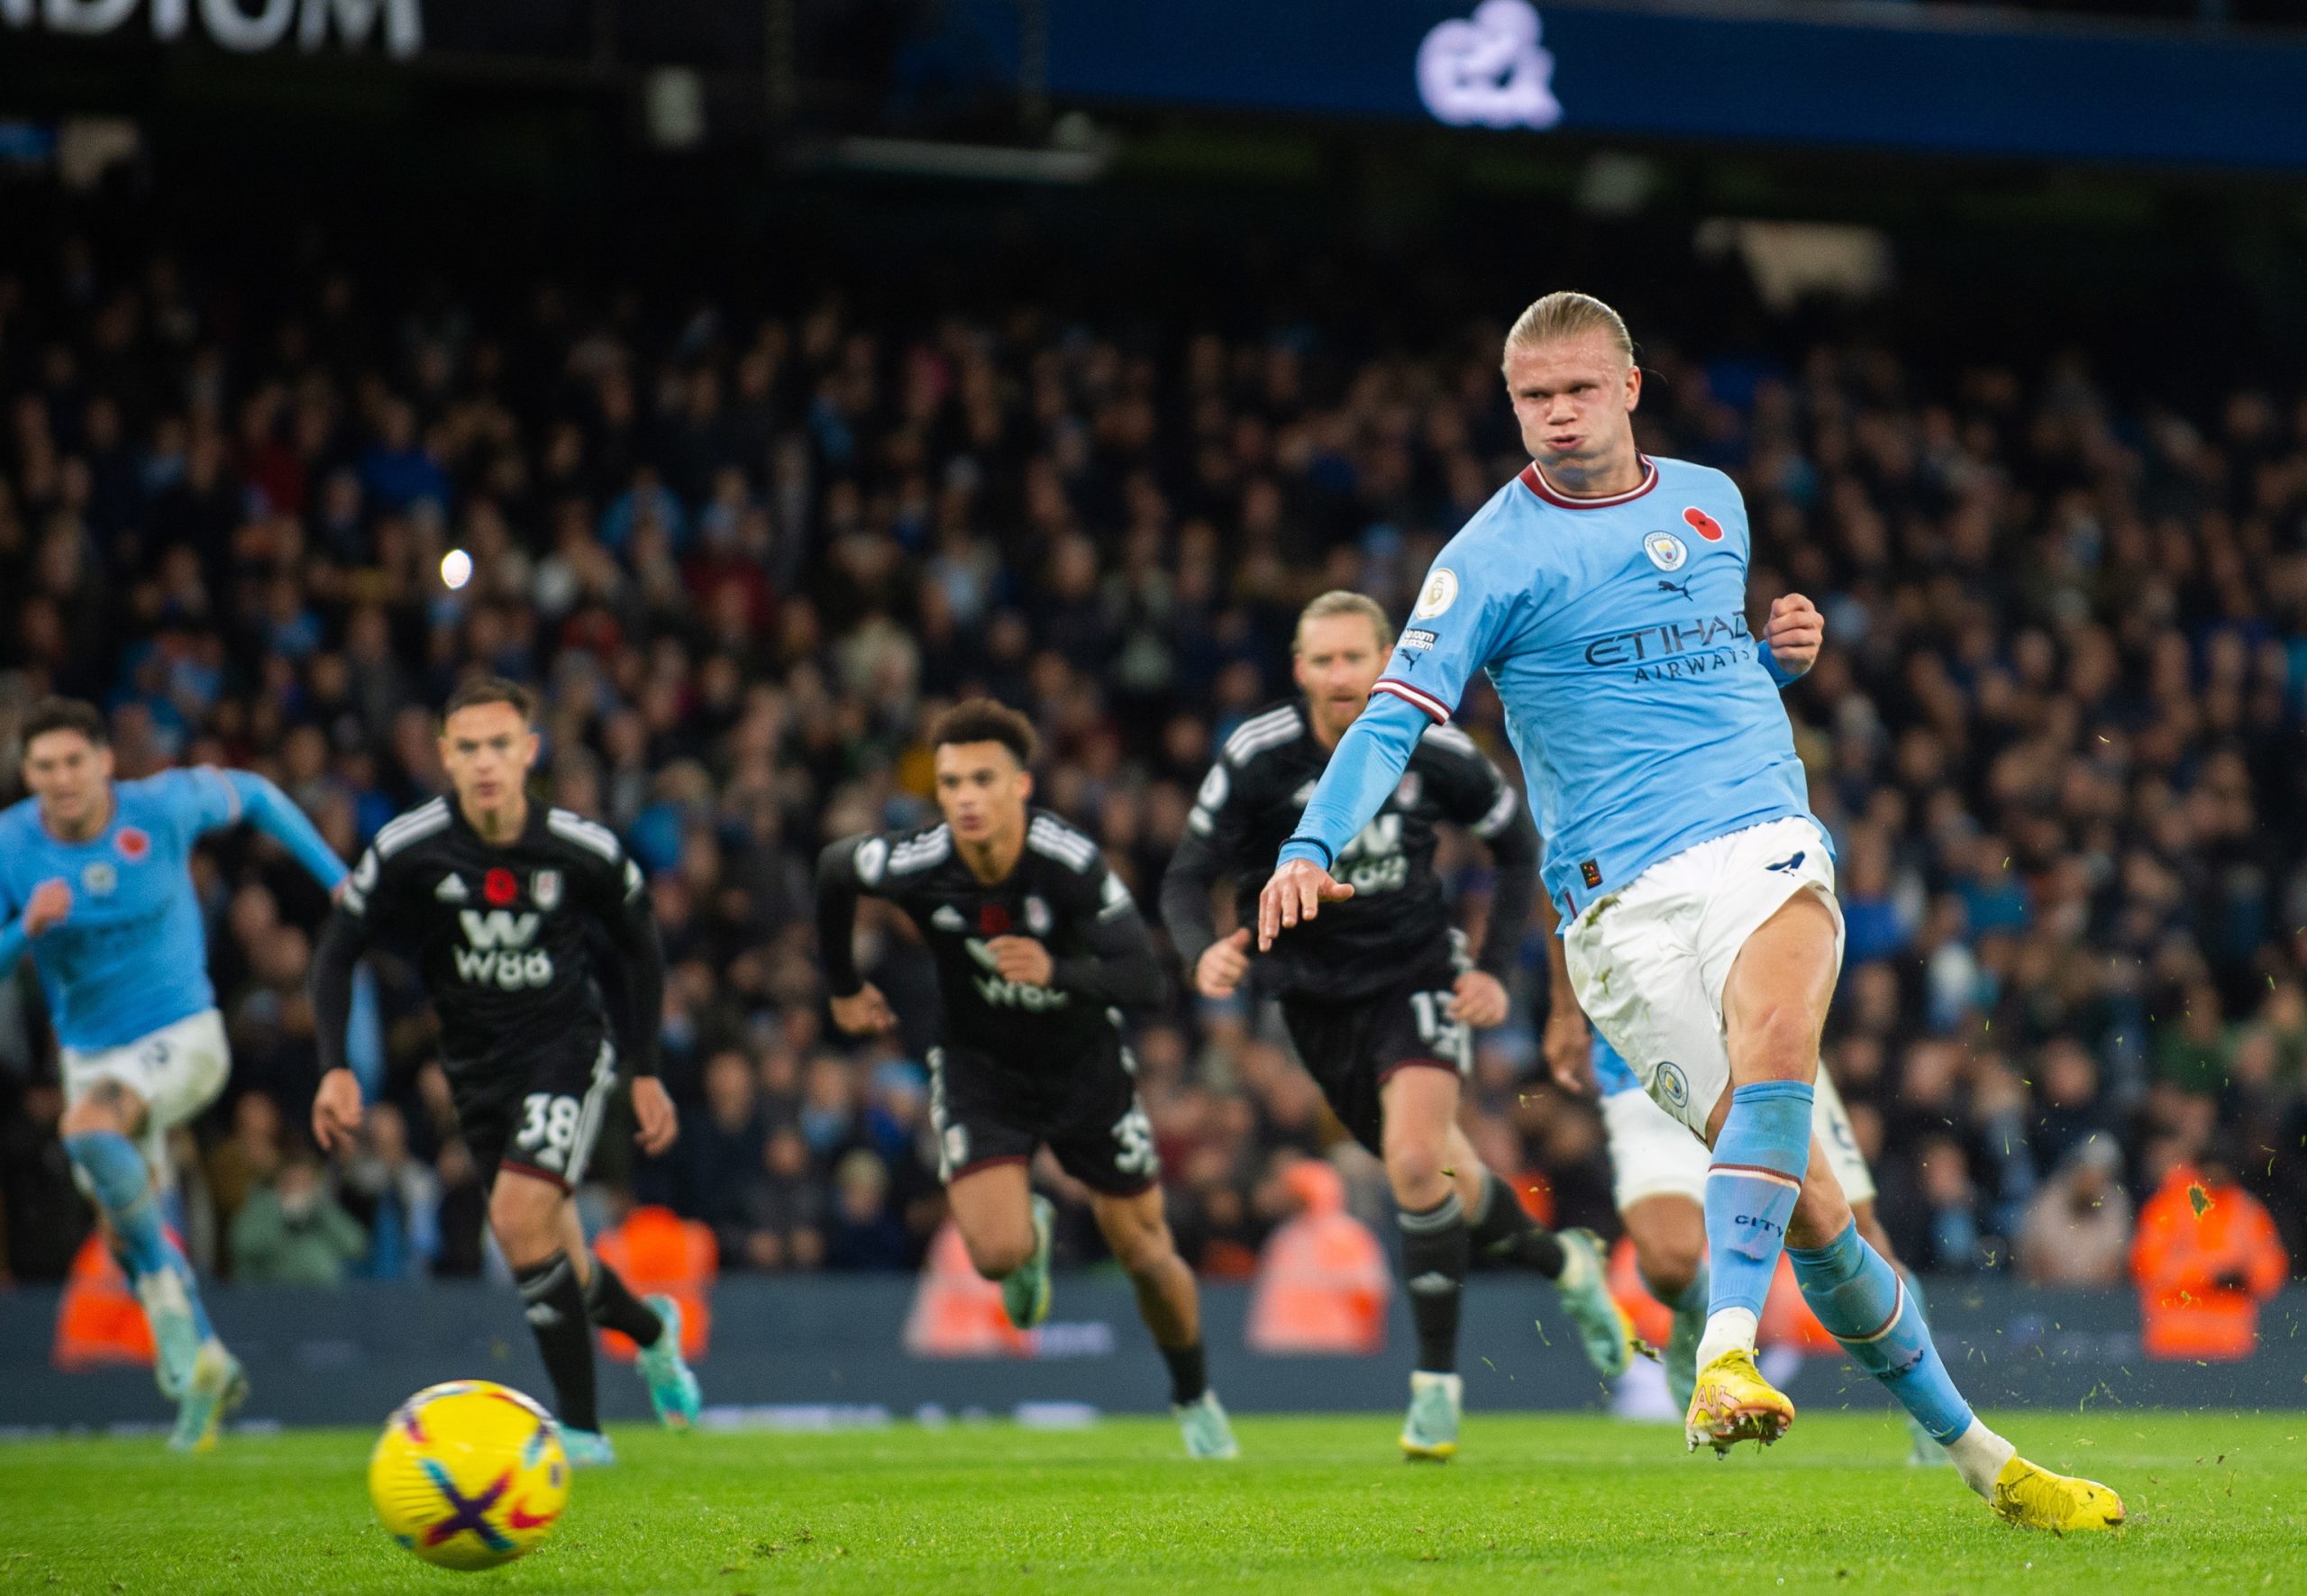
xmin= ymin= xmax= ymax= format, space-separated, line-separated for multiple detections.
xmin=1944 ymin=1419 xmax=2017 ymax=1498
xmin=1692 ymin=1308 xmax=1758 ymax=1373
xmin=1556 ymin=1236 xmax=1596 ymax=1290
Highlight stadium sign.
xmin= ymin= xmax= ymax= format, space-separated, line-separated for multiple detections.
xmin=0 ymin=0 xmax=421 ymax=59
xmin=1416 ymin=1 xmax=1561 ymax=131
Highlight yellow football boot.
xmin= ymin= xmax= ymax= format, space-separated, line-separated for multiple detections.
xmin=1684 ymin=1347 xmax=1794 ymax=1455
xmin=1990 ymin=1456 xmax=2126 ymax=1533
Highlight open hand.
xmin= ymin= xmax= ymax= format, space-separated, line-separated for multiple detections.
xmin=1256 ymin=858 xmax=1354 ymax=950
xmin=312 ymin=1067 xmax=366 ymax=1153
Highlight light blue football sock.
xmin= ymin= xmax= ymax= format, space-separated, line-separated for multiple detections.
xmin=1701 ymin=1081 xmax=1812 ymax=1329
xmin=1790 ymin=1221 xmax=1974 ymax=1444
xmin=68 ymin=1131 xmax=170 ymax=1276
xmin=67 ymin=1131 xmax=214 ymax=1345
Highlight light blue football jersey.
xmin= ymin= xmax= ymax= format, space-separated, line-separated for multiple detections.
xmin=0 ymin=770 xmax=337 ymax=1050
xmin=1291 ymin=454 xmax=1819 ymax=919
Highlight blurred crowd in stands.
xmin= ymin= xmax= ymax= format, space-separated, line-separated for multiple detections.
xmin=2 ymin=192 xmax=2304 ymax=1300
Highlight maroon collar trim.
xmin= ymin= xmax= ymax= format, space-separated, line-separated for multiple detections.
xmin=1517 ymin=455 xmax=1659 ymax=509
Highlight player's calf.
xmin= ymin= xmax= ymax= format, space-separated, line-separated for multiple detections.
xmin=62 ymin=1108 xmax=217 ymax=1401
xmin=493 ymin=1175 xmax=604 ymax=1442
xmin=1090 ymin=1188 xmax=1227 ymax=1452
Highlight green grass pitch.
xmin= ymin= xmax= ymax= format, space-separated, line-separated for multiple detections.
xmin=0 ymin=1411 xmax=2297 ymax=1594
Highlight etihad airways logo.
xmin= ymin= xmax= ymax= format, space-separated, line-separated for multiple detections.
xmin=1582 ymin=613 xmax=1759 ymax=683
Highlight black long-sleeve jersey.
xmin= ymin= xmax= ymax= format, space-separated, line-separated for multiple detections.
xmin=311 ymin=796 xmax=665 ymax=1080
xmin=816 ymin=807 xmax=1163 ymax=1063
xmin=1161 ymin=698 xmax=1539 ymax=1002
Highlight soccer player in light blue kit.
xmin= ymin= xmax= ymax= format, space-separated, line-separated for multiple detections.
xmin=1256 ymin=294 xmax=2120 ymax=1531
xmin=0 ymin=698 xmax=348 ymax=1451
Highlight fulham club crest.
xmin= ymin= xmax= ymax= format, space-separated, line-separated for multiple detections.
xmin=533 ymin=870 xmax=562 ymax=910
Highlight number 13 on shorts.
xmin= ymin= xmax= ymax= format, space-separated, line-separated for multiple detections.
xmin=1408 ymin=990 xmax=1471 ymax=1072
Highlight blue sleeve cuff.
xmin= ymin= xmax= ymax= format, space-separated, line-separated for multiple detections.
xmin=223 ymin=771 xmax=350 ymax=890
xmin=1757 ymin=639 xmax=1802 ymax=688
xmin=1278 ymin=838 xmax=1333 ymax=869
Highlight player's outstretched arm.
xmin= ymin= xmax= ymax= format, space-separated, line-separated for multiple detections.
xmin=1256 ymin=689 xmax=1429 ymax=947
xmin=214 ymin=769 xmax=351 ymax=891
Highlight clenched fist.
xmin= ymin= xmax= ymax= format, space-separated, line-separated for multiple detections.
xmin=1763 ymin=592 xmax=1824 ymax=677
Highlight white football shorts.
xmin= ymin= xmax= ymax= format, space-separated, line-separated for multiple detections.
xmin=61 ymin=1008 xmax=231 ymax=1181
xmin=1565 ymin=816 xmax=1846 ymax=1138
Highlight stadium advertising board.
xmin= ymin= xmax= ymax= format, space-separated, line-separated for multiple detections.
xmin=1037 ymin=0 xmax=2307 ymax=169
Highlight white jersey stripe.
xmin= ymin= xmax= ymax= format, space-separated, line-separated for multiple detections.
xmin=546 ymin=808 xmax=622 ymax=862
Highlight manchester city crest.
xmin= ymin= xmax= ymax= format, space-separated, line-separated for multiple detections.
xmin=1643 ymin=531 xmax=1689 ymax=572
xmin=1655 ymin=1060 xmax=1691 ymax=1110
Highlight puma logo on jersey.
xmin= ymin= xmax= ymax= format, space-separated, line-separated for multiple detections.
xmin=1764 ymin=851 xmax=1806 ymax=875
xmin=963 ymin=937 xmax=1071 ymax=1011
xmin=454 ymin=910 xmax=552 ymax=989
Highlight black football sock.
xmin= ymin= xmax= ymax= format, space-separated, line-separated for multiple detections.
xmin=1398 ymin=1191 xmax=1468 ymax=1374
xmin=1467 ymin=1169 xmax=1566 ymax=1278
xmin=1160 ymin=1341 xmax=1208 ymax=1407
xmin=584 ymin=1256 xmax=665 ymax=1349
xmin=515 ymin=1252 xmax=599 ymax=1432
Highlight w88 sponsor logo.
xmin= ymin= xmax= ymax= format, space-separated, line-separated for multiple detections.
xmin=1338 ymin=814 xmax=1409 ymax=895
xmin=453 ymin=910 xmax=555 ymax=990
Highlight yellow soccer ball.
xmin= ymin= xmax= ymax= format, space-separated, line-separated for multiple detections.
xmin=369 ymin=1381 xmax=570 ymax=1571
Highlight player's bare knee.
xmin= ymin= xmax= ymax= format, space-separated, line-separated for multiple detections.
xmin=1624 ymin=1199 xmax=1703 ymax=1298
xmin=962 ymin=1227 xmax=1035 ymax=1280
xmin=488 ymin=1182 xmax=564 ymax=1266
xmin=1731 ymin=1003 xmax=1819 ymax=1084
xmin=1382 ymin=1130 xmax=1449 ymax=1204
xmin=1637 ymin=1233 xmax=1702 ymax=1301
xmin=1110 ymin=1219 xmax=1179 ymax=1280
xmin=62 ymin=1081 xmax=141 ymax=1138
